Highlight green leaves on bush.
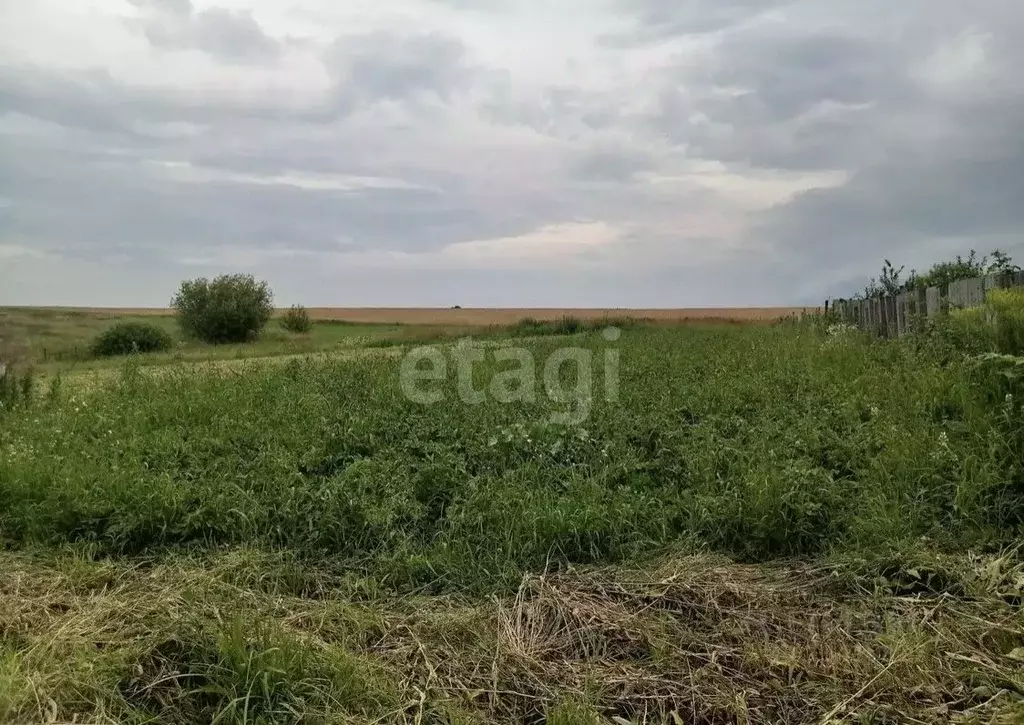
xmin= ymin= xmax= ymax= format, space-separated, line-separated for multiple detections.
xmin=90 ymin=322 xmax=174 ymax=358
xmin=0 ymin=366 xmax=34 ymax=411
xmin=171 ymin=274 xmax=274 ymax=344
xmin=280 ymin=304 xmax=312 ymax=334
xmin=926 ymin=287 xmax=1024 ymax=357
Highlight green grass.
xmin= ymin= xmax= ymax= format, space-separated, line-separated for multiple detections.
xmin=0 ymin=307 xmax=411 ymax=374
xmin=3 ymin=324 xmax=1019 ymax=575
xmin=1 ymin=321 xmax=1023 ymax=722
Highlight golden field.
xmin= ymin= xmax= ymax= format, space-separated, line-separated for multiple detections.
xmin=33 ymin=306 xmax=818 ymax=325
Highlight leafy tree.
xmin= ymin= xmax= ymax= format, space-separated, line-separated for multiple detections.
xmin=171 ymin=274 xmax=274 ymax=344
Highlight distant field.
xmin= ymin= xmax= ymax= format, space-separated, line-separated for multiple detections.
xmin=26 ymin=306 xmax=819 ymax=324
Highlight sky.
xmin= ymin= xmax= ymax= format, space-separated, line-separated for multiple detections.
xmin=1 ymin=0 xmax=1022 ymax=307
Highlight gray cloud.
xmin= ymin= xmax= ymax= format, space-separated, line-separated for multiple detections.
xmin=129 ymin=0 xmax=282 ymax=63
xmin=2 ymin=0 xmax=1024 ymax=307
xmin=611 ymin=0 xmax=1024 ymax=299
xmin=326 ymin=32 xmax=475 ymax=106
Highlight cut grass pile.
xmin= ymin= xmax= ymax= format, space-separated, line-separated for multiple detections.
xmin=1 ymin=549 xmax=1021 ymax=724
xmin=1 ymin=322 xmax=1023 ymax=722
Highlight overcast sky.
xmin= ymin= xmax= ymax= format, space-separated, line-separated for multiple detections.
xmin=1 ymin=1 xmax=1021 ymax=307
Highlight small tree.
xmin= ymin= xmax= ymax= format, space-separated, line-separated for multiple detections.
xmin=171 ymin=274 xmax=274 ymax=344
xmin=280 ymin=305 xmax=312 ymax=334
xmin=862 ymin=259 xmax=906 ymax=299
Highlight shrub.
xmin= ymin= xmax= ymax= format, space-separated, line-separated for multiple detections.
xmin=510 ymin=316 xmax=586 ymax=337
xmin=986 ymin=287 xmax=1024 ymax=355
xmin=556 ymin=316 xmax=583 ymax=335
xmin=924 ymin=288 xmax=1024 ymax=357
xmin=280 ymin=305 xmax=312 ymax=334
xmin=0 ymin=366 xmax=33 ymax=412
xmin=171 ymin=274 xmax=274 ymax=344
xmin=933 ymin=306 xmax=994 ymax=355
xmin=90 ymin=322 xmax=174 ymax=357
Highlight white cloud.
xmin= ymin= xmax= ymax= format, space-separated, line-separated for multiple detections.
xmin=0 ymin=244 xmax=57 ymax=261
xmin=440 ymin=221 xmax=622 ymax=268
xmin=150 ymin=160 xmax=429 ymax=191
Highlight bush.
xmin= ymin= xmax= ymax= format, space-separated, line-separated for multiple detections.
xmin=90 ymin=322 xmax=173 ymax=357
xmin=924 ymin=288 xmax=1024 ymax=357
xmin=0 ymin=366 xmax=34 ymax=412
xmin=280 ymin=305 xmax=312 ymax=334
xmin=172 ymin=274 xmax=274 ymax=344
xmin=987 ymin=287 xmax=1024 ymax=355
xmin=931 ymin=306 xmax=994 ymax=355
xmin=510 ymin=316 xmax=586 ymax=337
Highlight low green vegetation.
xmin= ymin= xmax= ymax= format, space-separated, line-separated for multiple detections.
xmin=507 ymin=315 xmax=643 ymax=337
xmin=280 ymin=304 xmax=313 ymax=334
xmin=0 ymin=366 xmax=34 ymax=412
xmin=3 ymin=324 xmax=1022 ymax=571
xmin=1 ymin=315 xmax=1023 ymax=722
xmin=90 ymin=321 xmax=174 ymax=357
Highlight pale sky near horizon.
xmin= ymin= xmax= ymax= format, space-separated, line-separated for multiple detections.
xmin=1 ymin=1 xmax=1022 ymax=307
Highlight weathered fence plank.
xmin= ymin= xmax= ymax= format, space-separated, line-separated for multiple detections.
xmin=830 ymin=272 xmax=1024 ymax=338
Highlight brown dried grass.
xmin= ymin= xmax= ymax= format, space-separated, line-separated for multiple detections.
xmin=1 ymin=551 xmax=1021 ymax=724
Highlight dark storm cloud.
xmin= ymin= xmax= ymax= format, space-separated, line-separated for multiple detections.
xmin=614 ymin=0 xmax=1024 ymax=299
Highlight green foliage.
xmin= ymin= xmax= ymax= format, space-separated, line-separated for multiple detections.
xmin=90 ymin=321 xmax=174 ymax=358
xmin=911 ymin=250 xmax=989 ymax=291
xmin=0 ymin=366 xmax=33 ymax=413
xmin=986 ymin=287 xmax=1024 ymax=355
xmin=2 ymin=326 xmax=1021 ymax=592
xmin=184 ymin=616 xmax=388 ymax=722
xmin=920 ymin=287 xmax=1024 ymax=358
xmin=546 ymin=697 xmax=603 ymax=725
xmin=280 ymin=304 xmax=312 ymax=334
xmin=509 ymin=315 xmax=628 ymax=337
xmin=862 ymin=259 xmax=907 ymax=299
xmin=861 ymin=249 xmax=1019 ymax=299
xmin=171 ymin=274 xmax=274 ymax=344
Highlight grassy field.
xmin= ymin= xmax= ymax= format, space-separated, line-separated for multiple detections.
xmin=0 ymin=307 xmax=412 ymax=372
xmin=1 ymin=314 xmax=1023 ymax=723
xmin=23 ymin=306 xmax=818 ymax=325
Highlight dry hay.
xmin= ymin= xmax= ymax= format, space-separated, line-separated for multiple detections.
xmin=2 ymin=552 xmax=1021 ymax=724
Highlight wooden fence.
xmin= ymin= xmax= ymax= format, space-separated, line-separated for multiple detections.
xmin=829 ymin=271 xmax=1024 ymax=338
